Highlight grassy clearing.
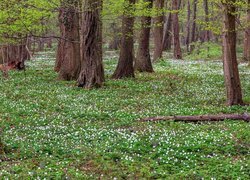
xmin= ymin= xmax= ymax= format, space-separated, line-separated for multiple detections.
xmin=0 ymin=51 xmax=250 ymax=179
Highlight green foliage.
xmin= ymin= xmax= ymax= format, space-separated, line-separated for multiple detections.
xmin=0 ymin=51 xmax=250 ymax=178
xmin=0 ymin=0 xmax=59 ymax=44
xmin=185 ymin=42 xmax=222 ymax=60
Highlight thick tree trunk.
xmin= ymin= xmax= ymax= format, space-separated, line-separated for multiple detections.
xmin=112 ymin=0 xmax=135 ymax=79
xmin=185 ymin=0 xmax=191 ymax=53
xmin=135 ymin=0 xmax=153 ymax=73
xmin=162 ymin=13 xmax=172 ymax=51
xmin=153 ymin=0 xmax=164 ymax=62
xmin=77 ymin=0 xmax=104 ymax=88
xmin=203 ymin=0 xmax=210 ymax=42
xmin=222 ymin=0 xmax=243 ymax=106
xmin=190 ymin=0 xmax=198 ymax=52
xmin=55 ymin=3 xmax=81 ymax=81
xmin=141 ymin=113 xmax=250 ymax=122
xmin=243 ymin=0 xmax=250 ymax=63
xmin=172 ymin=0 xmax=182 ymax=59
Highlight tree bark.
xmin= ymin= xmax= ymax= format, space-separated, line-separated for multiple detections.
xmin=140 ymin=113 xmax=250 ymax=122
xmin=172 ymin=0 xmax=182 ymax=59
xmin=55 ymin=2 xmax=81 ymax=81
xmin=77 ymin=0 xmax=104 ymax=88
xmin=222 ymin=0 xmax=243 ymax=106
xmin=243 ymin=0 xmax=250 ymax=63
xmin=153 ymin=0 xmax=164 ymax=62
xmin=190 ymin=0 xmax=198 ymax=52
xmin=135 ymin=0 xmax=154 ymax=73
xmin=112 ymin=0 xmax=135 ymax=79
xmin=185 ymin=0 xmax=191 ymax=52
xmin=203 ymin=0 xmax=210 ymax=42
xmin=162 ymin=13 xmax=172 ymax=51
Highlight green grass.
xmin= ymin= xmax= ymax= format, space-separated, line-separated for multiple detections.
xmin=0 ymin=51 xmax=250 ymax=179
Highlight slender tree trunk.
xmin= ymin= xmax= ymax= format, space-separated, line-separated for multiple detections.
xmin=135 ymin=0 xmax=153 ymax=72
xmin=55 ymin=2 xmax=81 ymax=81
xmin=162 ymin=13 xmax=172 ymax=51
xmin=185 ymin=0 xmax=191 ymax=52
xmin=222 ymin=0 xmax=243 ymax=106
xmin=190 ymin=0 xmax=198 ymax=52
xmin=108 ymin=23 xmax=121 ymax=50
xmin=153 ymin=0 xmax=164 ymax=62
xmin=243 ymin=0 xmax=250 ymax=64
xmin=172 ymin=0 xmax=182 ymax=59
xmin=203 ymin=0 xmax=210 ymax=42
xmin=112 ymin=0 xmax=135 ymax=79
xmin=77 ymin=0 xmax=104 ymax=88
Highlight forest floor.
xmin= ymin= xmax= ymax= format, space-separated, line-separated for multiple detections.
xmin=0 ymin=51 xmax=250 ymax=179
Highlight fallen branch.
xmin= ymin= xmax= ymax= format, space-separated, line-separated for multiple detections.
xmin=140 ymin=113 xmax=250 ymax=122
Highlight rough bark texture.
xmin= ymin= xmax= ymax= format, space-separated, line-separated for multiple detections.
xmin=141 ymin=113 xmax=250 ymax=122
xmin=162 ymin=13 xmax=172 ymax=51
xmin=153 ymin=0 xmax=164 ymax=62
xmin=243 ymin=0 xmax=250 ymax=63
xmin=135 ymin=0 xmax=153 ymax=73
xmin=172 ymin=0 xmax=182 ymax=59
xmin=55 ymin=3 xmax=81 ymax=81
xmin=77 ymin=0 xmax=104 ymax=88
xmin=112 ymin=0 xmax=135 ymax=79
xmin=190 ymin=0 xmax=198 ymax=52
xmin=222 ymin=0 xmax=243 ymax=106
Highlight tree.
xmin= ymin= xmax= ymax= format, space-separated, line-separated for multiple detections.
xmin=55 ymin=1 xmax=81 ymax=81
xmin=222 ymin=0 xmax=243 ymax=106
xmin=243 ymin=0 xmax=250 ymax=64
xmin=190 ymin=0 xmax=198 ymax=52
xmin=185 ymin=0 xmax=191 ymax=52
xmin=172 ymin=0 xmax=182 ymax=59
xmin=203 ymin=0 xmax=210 ymax=42
xmin=135 ymin=0 xmax=154 ymax=72
xmin=153 ymin=0 xmax=164 ymax=62
xmin=112 ymin=0 xmax=136 ymax=79
xmin=77 ymin=0 xmax=105 ymax=88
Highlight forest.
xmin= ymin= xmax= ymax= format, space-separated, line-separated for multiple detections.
xmin=0 ymin=0 xmax=250 ymax=179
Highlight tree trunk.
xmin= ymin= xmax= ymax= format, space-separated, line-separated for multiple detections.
xmin=243 ymin=0 xmax=250 ymax=63
xmin=108 ymin=23 xmax=121 ymax=50
xmin=172 ymin=0 xmax=182 ymax=59
xmin=140 ymin=113 xmax=250 ymax=122
xmin=153 ymin=0 xmax=164 ymax=62
xmin=162 ymin=13 xmax=172 ymax=51
xmin=135 ymin=0 xmax=153 ymax=73
xmin=190 ymin=0 xmax=198 ymax=52
xmin=55 ymin=2 xmax=81 ymax=81
xmin=77 ymin=0 xmax=104 ymax=88
xmin=203 ymin=0 xmax=210 ymax=42
xmin=185 ymin=0 xmax=191 ymax=53
xmin=222 ymin=0 xmax=243 ymax=106
xmin=112 ymin=0 xmax=135 ymax=79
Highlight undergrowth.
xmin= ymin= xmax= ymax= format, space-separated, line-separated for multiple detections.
xmin=0 ymin=51 xmax=249 ymax=179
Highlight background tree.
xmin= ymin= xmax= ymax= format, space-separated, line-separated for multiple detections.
xmin=153 ymin=0 xmax=164 ymax=62
xmin=135 ymin=0 xmax=154 ymax=72
xmin=172 ymin=0 xmax=182 ymax=59
xmin=112 ymin=0 xmax=136 ymax=79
